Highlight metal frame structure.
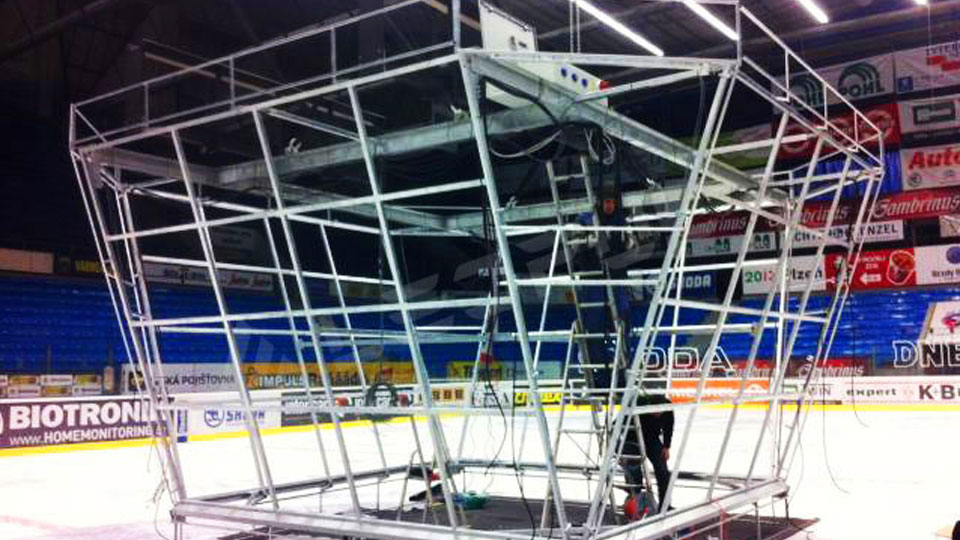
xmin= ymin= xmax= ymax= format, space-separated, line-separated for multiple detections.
xmin=69 ymin=2 xmax=885 ymax=539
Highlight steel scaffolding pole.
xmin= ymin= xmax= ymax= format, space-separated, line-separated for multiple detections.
xmin=346 ymin=86 xmax=462 ymax=528
xmin=173 ymin=131 xmax=279 ymax=509
xmin=459 ymin=53 xmax=571 ymax=536
xmin=250 ymin=111 xmax=362 ymax=514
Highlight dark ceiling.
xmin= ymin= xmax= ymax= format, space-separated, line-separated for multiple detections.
xmin=2 ymin=0 xmax=959 ymax=115
xmin=0 ymin=0 xmax=958 ymax=256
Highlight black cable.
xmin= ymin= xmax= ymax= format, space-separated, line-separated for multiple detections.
xmin=479 ymin=76 xmax=588 ymax=165
xmin=477 ymin=78 xmax=538 ymax=538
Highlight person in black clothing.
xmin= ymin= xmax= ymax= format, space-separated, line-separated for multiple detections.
xmin=621 ymin=394 xmax=674 ymax=518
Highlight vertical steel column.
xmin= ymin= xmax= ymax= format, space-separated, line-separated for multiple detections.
xmin=774 ymin=159 xmax=875 ymax=477
xmin=459 ymin=56 xmax=571 ymax=535
xmin=250 ymin=112 xmax=362 ymax=514
xmin=455 ymin=295 xmax=495 ymax=460
xmin=115 ymin=186 xmax=190 ymax=498
xmin=659 ymin=101 xmax=783 ymax=514
xmin=742 ymin=138 xmax=831 ymax=483
xmin=705 ymin=113 xmax=790 ymax=497
xmin=262 ymin=217 xmax=333 ymax=479
xmin=73 ymin=157 xmax=187 ymax=501
xmin=318 ymin=223 xmax=389 ymax=469
xmin=452 ymin=0 xmax=461 ymax=49
xmin=172 ymin=131 xmax=278 ymax=509
xmin=346 ymin=86 xmax=461 ymax=527
xmin=780 ymin=172 xmax=881 ymax=478
xmin=516 ymin=229 xmax=562 ymax=459
xmin=585 ymin=70 xmax=734 ymax=530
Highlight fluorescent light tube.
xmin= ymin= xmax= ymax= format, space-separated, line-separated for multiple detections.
xmin=574 ymin=0 xmax=665 ymax=56
xmin=681 ymin=0 xmax=738 ymax=41
xmin=795 ymin=0 xmax=829 ymax=23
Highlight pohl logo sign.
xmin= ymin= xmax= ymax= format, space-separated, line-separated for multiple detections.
xmin=790 ymin=62 xmax=886 ymax=108
xmin=837 ymin=62 xmax=886 ymax=100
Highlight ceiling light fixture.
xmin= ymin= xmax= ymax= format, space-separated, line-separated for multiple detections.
xmin=795 ymin=0 xmax=829 ymax=23
xmin=681 ymin=0 xmax=738 ymax=41
xmin=573 ymin=0 xmax=665 ymax=56
xmin=913 ymin=0 xmax=929 ymax=5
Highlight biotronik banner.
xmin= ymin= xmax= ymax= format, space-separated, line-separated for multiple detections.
xmin=0 ymin=396 xmax=173 ymax=449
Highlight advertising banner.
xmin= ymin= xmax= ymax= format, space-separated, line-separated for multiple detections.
xmin=690 ymin=211 xmax=776 ymax=239
xmin=7 ymin=374 xmax=41 ymax=398
xmin=807 ymin=376 xmax=960 ymax=404
xmin=914 ymin=244 xmax=960 ymax=286
xmin=715 ymin=124 xmax=773 ymax=169
xmin=900 ymin=143 xmax=960 ymax=191
xmin=922 ymin=300 xmax=960 ymax=341
xmin=699 ymin=187 xmax=960 ymax=237
xmin=669 ymin=379 xmax=769 ymax=403
xmin=143 ymin=262 xmax=273 ymax=291
xmin=895 ymin=41 xmax=960 ymax=94
xmin=778 ymin=102 xmax=900 ymax=161
xmin=123 ymin=362 xmax=417 ymax=393
xmin=790 ymin=220 xmax=904 ymax=249
xmin=0 ymin=396 xmax=165 ymax=449
xmin=871 ymin=186 xmax=960 ymax=222
xmin=54 ymin=254 xmax=103 ymax=276
xmin=0 ymin=248 xmax=53 ymax=275
xmin=826 ymin=248 xmax=917 ymax=290
xmin=687 ymin=231 xmax=777 ymax=258
xmin=186 ymin=402 xmax=280 ymax=436
xmin=279 ymin=383 xmax=437 ymax=427
xmin=209 ymin=226 xmax=262 ymax=263
xmin=939 ymin=215 xmax=960 ymax=238
xmin=899 ymin=94 xmax=960 ymax=144
xmin=241 ymin=362 xmax=416 ymax=390
xmin=741 ymin=255 xmax=826 ymax=295
xmin=789 ymin=53 xmax=895 ymax=108
xmin=122 ymin=363 xmax=237 ymax=394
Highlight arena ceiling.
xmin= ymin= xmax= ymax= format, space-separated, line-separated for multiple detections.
xmin=1 ymin=0 xmax=958 ymax=116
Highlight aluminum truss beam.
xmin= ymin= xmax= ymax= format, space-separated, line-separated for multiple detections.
xmin=69 ymin=4 xmax=884 ymax=540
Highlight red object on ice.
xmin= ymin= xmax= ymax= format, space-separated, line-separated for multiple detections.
xmin=623 ymin=497 xmax=649 ymax=522
xmin=599 ymin=80 xmax=611 ymax=90
xmin=335 ymin=396 xmax=349 ymax=406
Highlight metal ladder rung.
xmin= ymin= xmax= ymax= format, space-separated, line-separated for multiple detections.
xmin=553 ymin=173 xmax=585 ymax=182
xmin=562 ymin=428 xmax=606 ymax=435
xmin=578 ymin=302 xmax=607 ymax=309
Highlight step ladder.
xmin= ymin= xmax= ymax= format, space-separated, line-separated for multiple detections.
xmin=538 ymin=155 xmax=658 ymax=527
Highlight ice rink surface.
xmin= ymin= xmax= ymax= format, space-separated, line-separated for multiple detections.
xmin=1 ymin=406 xmax=956 ymax=540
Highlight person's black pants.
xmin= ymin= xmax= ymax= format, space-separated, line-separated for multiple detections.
xmin=622 ymin=435 xmax=670 ymax=512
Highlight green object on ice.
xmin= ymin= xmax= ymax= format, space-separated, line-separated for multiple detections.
xmin=455 ymin=491 xmax=488 ymax=510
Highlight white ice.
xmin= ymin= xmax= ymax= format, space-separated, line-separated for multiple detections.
xmin=0 ymin=407 xmax=956 ymax=540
